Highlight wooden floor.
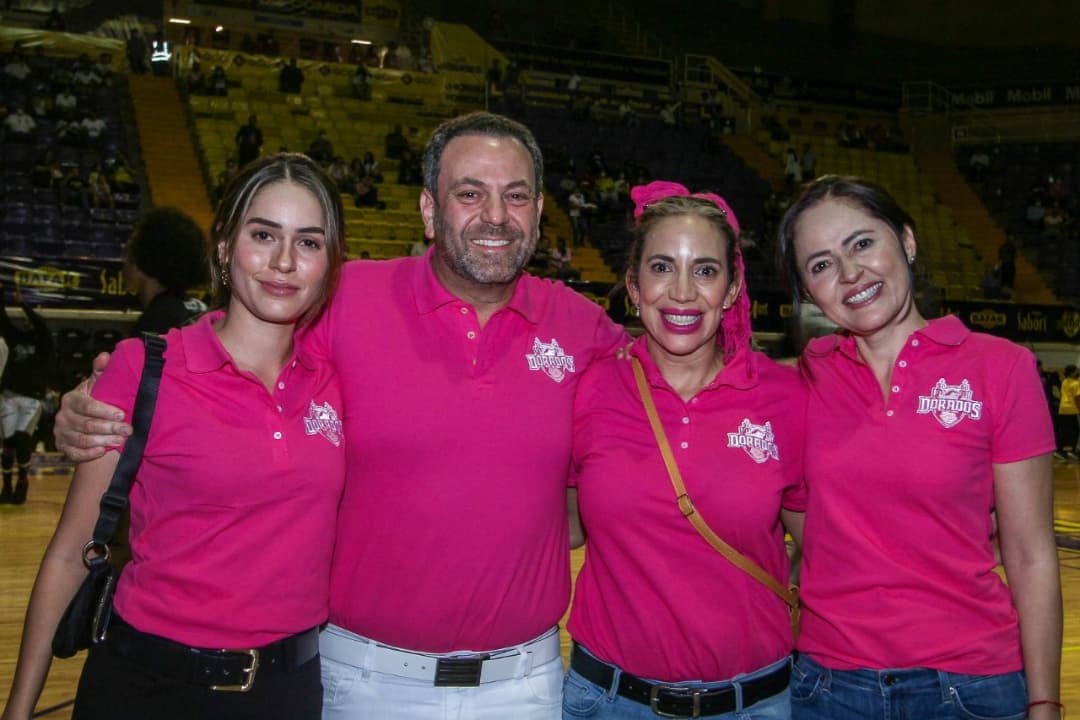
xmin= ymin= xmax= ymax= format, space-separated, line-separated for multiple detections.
xmin=2 ymin=457 xmax=1079 ymax=717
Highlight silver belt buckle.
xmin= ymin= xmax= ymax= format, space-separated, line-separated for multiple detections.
xmin=649 ymin=685 xmax=704 ymax=718
xmin=210 ymin=648 xmax=260 ymax=692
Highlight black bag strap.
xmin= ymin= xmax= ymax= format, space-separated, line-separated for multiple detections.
xmin=89 ymin=333 xmax=166 ymax=547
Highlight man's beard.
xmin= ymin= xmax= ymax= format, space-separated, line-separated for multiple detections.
xmin=433 ymin=212 xmax=536 ymax=286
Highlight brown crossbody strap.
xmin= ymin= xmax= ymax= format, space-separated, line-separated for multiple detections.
xmin=630 ymin=356 xmax=798 ymax=610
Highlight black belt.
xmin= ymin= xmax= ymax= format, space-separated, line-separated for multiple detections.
xmin=570 ymin=644 xmax=789 ymax=718
xmin=107 ymin=615 xmax=319 ymax=692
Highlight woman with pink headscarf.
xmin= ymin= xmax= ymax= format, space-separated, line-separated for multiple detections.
xmin=563 ymin=182 xmax=805 ymax=720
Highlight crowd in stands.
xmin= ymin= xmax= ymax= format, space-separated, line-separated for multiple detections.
xmin=1 ymin=43 xmax=141 ymax=259
xmin=962 ymin=143 xmax=1080 ymax=300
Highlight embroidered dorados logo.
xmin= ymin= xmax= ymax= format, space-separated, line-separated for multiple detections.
xmin=304 ymin=400 xmax=342 ymax=447
xmin=525 ymin=337 xmax=576 ymax=383
xmin=916 ymin=378 xmax=983 ymax=428
xmin=727 ymin=418 xmax=779 ymax=464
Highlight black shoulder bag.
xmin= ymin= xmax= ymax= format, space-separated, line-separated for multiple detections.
xmin=52 ymin=334 xmax=166 ymax=658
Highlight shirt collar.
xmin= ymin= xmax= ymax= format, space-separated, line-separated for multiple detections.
xmin=803 ymin=314 xmax=970 ymax=361
xmin=628 ymin=334 xmax=759 ymax=392
xmin=184 ymin=310 xmax=317 ymax=374
xmin=411 ymin=245 xmax=539 ymax=324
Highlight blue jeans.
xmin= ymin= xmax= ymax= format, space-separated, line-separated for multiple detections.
xmin=562 ymin=648 xmax=790 ymax=720
xmin=789 ymin=653 xmax=1027 ymax=720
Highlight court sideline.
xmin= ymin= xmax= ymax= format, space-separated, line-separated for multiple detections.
xmin=2 ymin=456 xmax=1078 ymax=717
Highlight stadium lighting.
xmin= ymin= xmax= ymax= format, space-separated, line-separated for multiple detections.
xmin=351 ymin=39 xmax=372 ymax=45
xmin=167 ymin=17 xmax=192 ymax=24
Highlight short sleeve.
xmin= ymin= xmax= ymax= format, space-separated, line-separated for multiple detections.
xmin=781 ymin=366 xmax=809 ymax=512
xmin=569 ymin=363 xmax=606 ymax=489
xmin=991 ymin=347 xmax=1056 ymax=464
xmin=90 ymin=336 xmax=144 ymax=451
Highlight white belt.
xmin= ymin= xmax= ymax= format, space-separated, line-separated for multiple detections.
xmin=319 ymin=625 xmax=561 ymax=686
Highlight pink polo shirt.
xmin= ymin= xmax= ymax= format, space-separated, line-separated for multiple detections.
xmin=304 ymin=254 xmax=627 ymax=652
xmin=94 ymin=312 xmax=345 ymax=648
xmin=568 ymin=337 xmax=806 ymax=681
xmin=797 ymin=315 xmax=1055 ymax=673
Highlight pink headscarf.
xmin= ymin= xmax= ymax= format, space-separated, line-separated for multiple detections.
xmin=630 ymin=180 xmax=751 ymax=362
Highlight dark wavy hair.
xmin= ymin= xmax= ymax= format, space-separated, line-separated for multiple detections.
xmin=125 ymin=207 xmax=208 ymax=294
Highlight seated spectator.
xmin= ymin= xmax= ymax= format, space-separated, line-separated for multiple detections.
xmin=384 ymin=124 xmax=409 ymax=160
xmin=72 ymin=55 xmax=102 ymax=92
xmin=3 ymin=51 xmax=31 ymax=86
xmin=186 ymin=61 xmax=207 ymax=95
xmin=382 ymin=42 xmax=400 ymax=70
xmin=596 ymin=170 xmax=618 ymax=212
xmin=659 ymin=101 xmax=681 ymax=128
xmin=395 ymin=43 xmax=413 ymax=71
xmin=1044 ymin=203 xmax=1066 ymax=234
xmin=279 ymin=57 xmax=304 ymax=94
xmin=409 ymin=237 xmax=430 ymax=257
xmin=617 ymin=101 xmax=640 ymax=128
xmin=360 ymin=151 xmax=383 ymax=183
xmin=801 ymin=143 xmax=816 ymax=179
xmin=416 ymin=51 xmax=434 ymax=74
xmin=351 ymin=64 xmax=371 ymax=100
xmin=55 ymin=118 xmax=84 ymax=146
xmin=486 ymin=59 xmax=502 ymax=96
xmin=209 ymin=65 xmax=229 ymax=96
xmin=29 ymin=92 xmax=52 ymax=119
xmin=363 ymin=44 xmax=381 ymax=68
xmin=108 ymin=154 xmax=139 ymax=193
xmin=306 ymin=130 xmax=334 ymax=165
xmin=568 ymin=185 xmax=596 ymax=246
xmin=397 ymin=147 xmax=422 ymax=185
xmin=997 ymin=241 xmax=1017 ymax=292
xmin=587 ymin=146 xmax=607 ymax=177
xmin=59 ymin=166 xmax=88 ymax=207
xmin=81 ymin=112 xmax=107 ymax=142
xmin=353 ymin=175 xmax=386 ymax=209
xmin=30 ymin=150 xmax=62 ymax=189
xmin=697 ymin=90 xmax=716 ymax=129
xmin=1047 ymin=174 xmax=1067 ymax=200
xmin=94 ymin=53 xmax=114 ymax=85
xmin=1026 ymin=198 xmax=1046 ymax=229
xmin=548 ymin=237 xmax=580 ymax=281
xmin=212 ymin=158 xmax=238 ymax=206
xmin=326 ymin=156 xmax=352 ymax=193
xmin=54 ymin=86 xmax=78 ymax=118
xmin=4 ymin=106 xmax=36 ymax=142
xmin=587 ymin=99 xmax=607 ymax=124
xmin=612 ymin=171 xmax=630 ymax=209
xmin=504 ymin=60 xmax=521 ymax=89
xmin=784 ymin=147 xmax=802 ymax=189
xmin=88 ymin=164 xmax=114 ymax=209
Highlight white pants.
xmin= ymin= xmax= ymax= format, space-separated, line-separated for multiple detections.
xmin=0 ymin=391 xmax=42 ymax=437
xmin=320 ymin=624 xmax=563 ymax=720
